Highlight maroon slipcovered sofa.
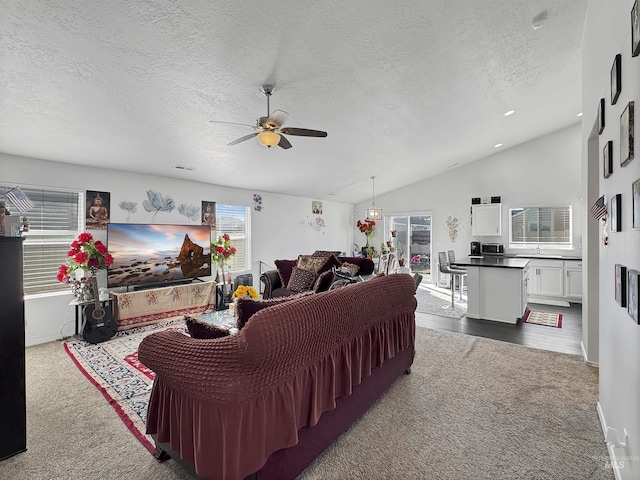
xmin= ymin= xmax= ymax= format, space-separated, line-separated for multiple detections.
xmin=138 ymin=274 xmax=416 ymax=480
xmin=260 ymin=255 xmax=375 ymax=299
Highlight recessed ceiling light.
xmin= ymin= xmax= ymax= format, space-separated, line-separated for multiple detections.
xmin=576 ymin=112 xmax=583 ymax=117
xmin=173 ymin=164 xmax=196 ymax=171
xmin=504 ymin=110 xmax=515 ymax=116
xmin=447 ymin=162 xmax=460 ymax=169
xmin=494 ymin=143 xmax=503 ymax=148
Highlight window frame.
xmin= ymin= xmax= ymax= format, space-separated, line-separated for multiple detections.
xmin=508 ymin=205 xmax=573 ymax=250
xmin=10 ymin=185 xmax=83 ymax=296
xmin=215 ymin=204 xmax=252 ymax=272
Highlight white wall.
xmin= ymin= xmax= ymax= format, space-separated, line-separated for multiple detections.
xmin=2 ymin=153 xmax=354 ymax=346
xmin=354 ymin=123 xmax=583 ymax=264
xmin=583 ymin=1 xmax=640 ymax=478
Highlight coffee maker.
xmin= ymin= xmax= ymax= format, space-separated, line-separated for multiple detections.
xmin=470 ymin=241 xmax=481 ymax=256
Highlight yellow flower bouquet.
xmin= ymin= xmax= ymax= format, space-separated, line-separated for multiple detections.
xmin=232 ymin=285 xmax=259 ymax=301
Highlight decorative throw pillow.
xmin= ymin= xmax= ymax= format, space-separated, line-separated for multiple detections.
xmin=287 ymin=266 xmax=317 ymax=293
xmin=311 ymin=250 xmax=342 ymax=258
xmin=318 ymin=253 xmax=342 ymax=275
xmin=235 ymin=292 xmax=312 ymax=330
xmin=274 ymin=259 xmax=298 ymax=286
xmin=313 ymin=269 xmax=335 ymax=292
xmin=185 ymin=315 xmax=231 ymax=339
xmin=340 ymin=262 xmax=359 ymax=276
xmin=296 ymin=255 xmax=327 ymax=273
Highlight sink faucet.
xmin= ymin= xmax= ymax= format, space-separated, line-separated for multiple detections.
xmin=535 ymin=245 xmax=541 ymax=255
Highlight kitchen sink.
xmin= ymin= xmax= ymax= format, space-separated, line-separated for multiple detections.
xmin=515 ymin=254 xmax=564 ymax=259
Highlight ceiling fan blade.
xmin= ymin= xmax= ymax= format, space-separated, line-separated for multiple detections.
xmin=279 ymin=127 xmax=327 ymax=138
xmin=278 ymin=134 xmax=292 ymax=149
xmin=265 ymin=110 xmax=289 ymax=129
xmin=228 ymin=132 xmax=258 ymax=146
xmin=210 ymin=120 xmax=256 ymax=129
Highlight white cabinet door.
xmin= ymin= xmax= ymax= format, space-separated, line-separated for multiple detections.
xmin=527 ymin=259 xmax=564 ymax=298
xmin=472 ymin=204 xmax=502 ymax=236
xmin=537 ymin=266 xmax=564 ymax=297
xmin=564 ymin=262 xmax=582 ymax=299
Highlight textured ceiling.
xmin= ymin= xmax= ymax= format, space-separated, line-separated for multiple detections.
xmin=0 ymin=0 xmax=586 ymax=204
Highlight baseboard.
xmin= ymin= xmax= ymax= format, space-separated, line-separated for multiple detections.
xmin=581 ymin=341 xmax=599 ymax=367
xmin=596 ymin=402 xmax=624 ymax=480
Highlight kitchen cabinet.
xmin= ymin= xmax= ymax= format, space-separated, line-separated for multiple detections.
xmin=564 ymin=261 xmax=582 ymax=299
xmin=456 ymin=257 xmax=529 ymax=324
xmin=471 ymin=204 xmax=502 ymax=236
xmin=526 ymin=258 xmax=582 ymax=302
xmin=527 ymin=259 xmax=564 ymax=297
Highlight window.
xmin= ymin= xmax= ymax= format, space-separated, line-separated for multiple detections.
xmin=18 ymin=187 xmax=82 ymax=295
xmin=215 ymin=204 xmax=251 ymax=272
xmin=509 ymin=206 xmax=572 ymax=248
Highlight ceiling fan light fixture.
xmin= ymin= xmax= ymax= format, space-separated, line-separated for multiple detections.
xmin=257 ymin=130 xmax=280 ymax=147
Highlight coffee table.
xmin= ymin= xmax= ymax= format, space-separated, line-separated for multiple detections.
xmin=191 ymin=309 xmax=238 ymax=334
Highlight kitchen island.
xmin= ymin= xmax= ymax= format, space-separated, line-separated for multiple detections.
xmin=452 ymin=256 xmax=530 ymax=324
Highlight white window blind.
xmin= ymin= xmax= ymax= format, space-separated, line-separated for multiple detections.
xmin=510 ymin=206 xmax=571 ymax=246
xmin=215 ymin=204 xmax=251 ymax=272
xmin=17 ymin=188 xmax=82 ymax=294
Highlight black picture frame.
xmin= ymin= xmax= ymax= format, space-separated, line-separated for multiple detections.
xmin=611 ymin=54 xmax=621 ymax=105
xmin=633 ymin=178 xmax=640 ymax=230
xmin=633 ymin=0 xmax=640 ymax=57
xmin=603 ymin=141 xmax=613 ymax=178
xmin=598 ymin=98 xmax=605 ymax=134
xmin=620 ymin=101 xmax=634 ymax=167
xmin=628 ymin=269 xmax=639 ymax=324
xmin=615 ymin=264 xmax=627 ymax=307
xmin=610 ymin=193 xmax=622 ymax=232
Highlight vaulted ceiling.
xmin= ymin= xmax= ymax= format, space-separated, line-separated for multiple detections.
xmin=0 ymin=1 xmax=587 ymax=204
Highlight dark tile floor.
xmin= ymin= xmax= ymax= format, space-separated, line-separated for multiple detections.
xmin=415 ymin=301 xmax=583 ymax=357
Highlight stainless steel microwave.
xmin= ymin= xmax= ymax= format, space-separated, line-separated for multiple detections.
xmin=481 ymin=243 xmax=504 ymax=255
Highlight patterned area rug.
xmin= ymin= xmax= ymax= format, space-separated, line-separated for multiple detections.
xmin=415 ymin=284 xmax=466 ymax=319
xmin=522 ymin=310 xmax=562 ymax=328
xmin=63 ymin=319 xmax=187 ymax=455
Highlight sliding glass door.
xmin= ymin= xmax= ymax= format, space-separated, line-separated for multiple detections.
xmin=388 ymin=214 xmax=432 ymax=283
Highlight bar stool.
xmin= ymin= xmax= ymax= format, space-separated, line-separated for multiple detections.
xmin=438 ymin=252 xmax=467 ymax=309
xmin=447 ymin=250 xmax=466 ymax=300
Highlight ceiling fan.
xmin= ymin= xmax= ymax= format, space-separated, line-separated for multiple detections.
xmin=209 ymin=85 xmax=327 ymax=149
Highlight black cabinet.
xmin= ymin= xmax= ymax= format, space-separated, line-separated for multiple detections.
xmin=0 ymin=237 xmax=27 ymax=460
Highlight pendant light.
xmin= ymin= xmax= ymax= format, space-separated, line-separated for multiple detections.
xmin=365 ymin=176 xmax=382 ymax=220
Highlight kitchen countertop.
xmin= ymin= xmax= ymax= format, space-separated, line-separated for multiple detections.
xmin=452 ymin=256 xmax=530 ymax=269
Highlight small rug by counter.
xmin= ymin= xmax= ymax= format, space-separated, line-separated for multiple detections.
xmin=63 ymin=318 xmax=187 ymax=455
xmin=522 ymin=310 xmax=562 ymax=328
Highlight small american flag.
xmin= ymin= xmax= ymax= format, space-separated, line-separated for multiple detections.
xmin=590 ymin=194 xmax=607 ymax=220
xmin=5 ymin=187 xmax=34 ymax=213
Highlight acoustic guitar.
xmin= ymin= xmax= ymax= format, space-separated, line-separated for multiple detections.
xmin=82 ymin=276 xmax=117 ymax=344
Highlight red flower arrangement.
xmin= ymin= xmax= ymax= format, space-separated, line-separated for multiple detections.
xmin=356 ymin=218 xmax=376 ymax=238
xmin=57 ymin=232 xmax=114 ymax=283
xmin=211 ymin=233 xmax=236 ymax=264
